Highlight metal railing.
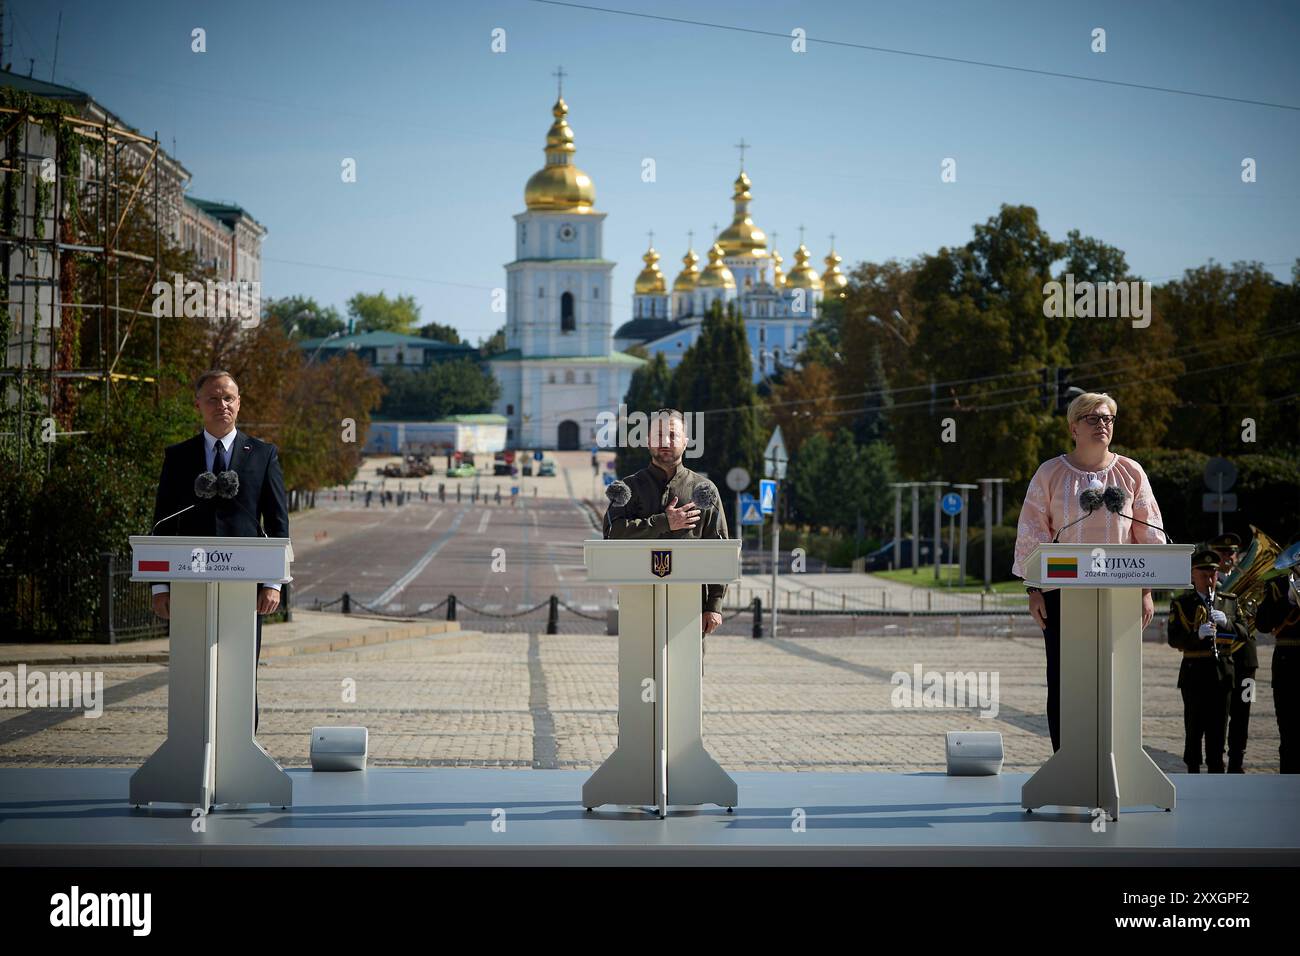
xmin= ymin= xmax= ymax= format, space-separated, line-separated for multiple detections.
xmin=0 ymin=553 xmax=166 ymax=644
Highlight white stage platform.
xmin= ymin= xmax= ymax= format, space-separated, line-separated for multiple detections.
xmin=2 ymin=768 xmax=1297 ymax=866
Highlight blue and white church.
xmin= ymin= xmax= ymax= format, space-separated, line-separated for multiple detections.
xmin=613 ymin=154 xmax=849 ymax=384
xmin=487 ymin=93 xmax=644 ymax=450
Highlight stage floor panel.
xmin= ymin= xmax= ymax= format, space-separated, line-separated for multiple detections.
xmin=2 ymin=768 xmax=1297 ymax=866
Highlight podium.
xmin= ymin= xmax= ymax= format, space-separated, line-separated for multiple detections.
xmin=128 ymin=535 xmax=293 ymax=811
xmin=581 ymin=538 xmax=740 ymax=817
xmin=1021 ymin=542 xmax=1192 ymax=820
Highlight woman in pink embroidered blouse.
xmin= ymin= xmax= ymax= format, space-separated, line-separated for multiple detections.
xmin=1012 ymin=391 xmax=1166 ymax=751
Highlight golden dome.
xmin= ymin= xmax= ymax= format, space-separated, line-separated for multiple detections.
xmin=524 ymin=97 xmax=596 ymax=212
xmin=673 ymin=246 xmax=700 ymax=292
xmin=634 ymin=245 xmax=667 ymax=294
xmin=771 ymin=245 xmax=786 ymax=288
xmin=785 ymin=243 xmax=823 ymax=290
xmin=695 ymin=242 xmax=736 ymax=289
xmin=715 ymin=170 xmax=768 ymax=257
xmin=821 ymin=245 xmax=848 ymax=298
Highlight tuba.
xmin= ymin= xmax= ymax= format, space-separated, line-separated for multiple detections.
xmin=1216 ymin=525 xmax=1282 ymax=636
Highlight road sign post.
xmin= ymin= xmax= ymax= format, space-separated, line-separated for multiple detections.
xmin=930 ymin=482 xmax=946 ymax=580
xmin=1203 ymin=457 xmax=1238 ymax=536
xmin=911 ymin=484 xmax=920 ymax=575
xmin=726 ymin=467 xmax=750 ymax=549
xmin=953 ymin=484 xmax=979 ymax=586
xmin=764 ymin=429 xmax=787 ymax=637
xmin=941 ymin=492 xmax=962 ymax=586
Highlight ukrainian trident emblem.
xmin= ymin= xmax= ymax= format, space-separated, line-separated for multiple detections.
xmin=651 ymin=549 xmax=672 ymax=578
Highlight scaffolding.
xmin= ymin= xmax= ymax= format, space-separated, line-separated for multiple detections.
xmin=0 ymin=97 xmax=169 ymax=473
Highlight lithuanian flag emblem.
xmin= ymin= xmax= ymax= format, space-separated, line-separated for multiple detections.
xmin=1046 ymin=556 xmax=1078 ymax=579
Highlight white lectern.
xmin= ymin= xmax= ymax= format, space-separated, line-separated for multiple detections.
xmin=582 ymin=538 xmax=740 ymax=817
xmin=128 ymin=535 xmax=293 ymax=811
xmin=1021 ymin=542 xmax=1192 ymax=820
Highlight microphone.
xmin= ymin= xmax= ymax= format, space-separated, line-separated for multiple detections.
xmin=1052 ymin=489 xmax=1104 ymax=543
xmin=213 ymin=470 xmax=268 ymax=537
xmin=195 ymin=471 xmax=218 ymax=498
xmin=151 ymin=472 xmax=219 ymax=532
xmin=152 ymin=504 xmax=196 ymax=533
xmin=606 ymin=479 xmax=632 ymax=508
xmin=215 ymin=469 xmax=239 ymax=499
xmin=1102 ymin=485 xmax=1173 ymax=543
xmin=691 ymin=482 xmax=720 ymax=511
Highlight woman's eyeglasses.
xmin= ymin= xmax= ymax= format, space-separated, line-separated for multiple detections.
xmin=1080 ymin=413 xmax=1115 ymax=427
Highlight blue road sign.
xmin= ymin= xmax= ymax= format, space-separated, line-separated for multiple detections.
xmin=759 ymin=479 xmax=777 ymax=515
xmin=533 ymin=450 xmax=544 ymax=461
xmin=739 ymin=493 xmax=763 ymax=525
xmin=941 ymin=492 xmax=962 ymax=516
xmin=602 ymin=473 xmax=614 ymax=486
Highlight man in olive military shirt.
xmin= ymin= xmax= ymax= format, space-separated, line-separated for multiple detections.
xmin=1209 ymin=532 xmax=1256 ymax=772
xmin=602 ymin=408 xmax=728 ymax=636
xmin=1168 ymin=548 xmax=1245 ymax=773
xmin=1257 ymin=537 xmax=1300 ymax=773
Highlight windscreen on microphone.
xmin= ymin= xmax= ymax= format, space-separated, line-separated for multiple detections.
xmin=1103 ymin=485 xmax=1129 ymax=514
xmin=1079 ymin=488 xmax=1104 ymax=513
xmin=194 ymin=471 xmax=218 ymax=498
xmin=691 ymin=482 xmax=719 ymax=511
xmin=216 ymin=470 xmax=240 ymax=498
xmin=606 ymin=479 xmax=631 ymax=507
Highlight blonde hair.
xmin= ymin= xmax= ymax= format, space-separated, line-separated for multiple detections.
xmin=1067 ymin=391 xmax=1116 ymax=424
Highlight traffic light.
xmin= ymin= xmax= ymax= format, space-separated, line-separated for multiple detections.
xmin=1056 ymin=367 xmax=1082 ymax=414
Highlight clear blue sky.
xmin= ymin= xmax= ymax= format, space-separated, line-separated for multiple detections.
xmin=14 ymin=0 xmax=1299 ymax=343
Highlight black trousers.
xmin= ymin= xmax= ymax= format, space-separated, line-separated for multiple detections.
xmin=254 ymin=613 xmax=263 ymax=734
xmin=1041 ymin=590 xmax=1062 ymax=752
xmin=1181 ymin=665 xmax=1232 ymax=772
xmin=1227 ymin=666 xmax=1255 ymax=770
xmin=1277 ymin=647 xmax=1298 ymax=773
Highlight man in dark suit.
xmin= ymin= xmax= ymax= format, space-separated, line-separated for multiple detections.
xmin=150 ymin=369 xmax=289 ymax=732
xmin=602 ymin=408 xmax=728 ymax=638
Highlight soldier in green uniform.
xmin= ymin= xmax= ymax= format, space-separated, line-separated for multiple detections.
xmin=1208 ymin=532 xmax=1255 ymax=772
xmin=1257 ymin=538 xmax=1300 ymax=773
xmin=602 ymin=408 xmax=729 ymax=638
xmin=1168 ymin=548 xmax=1243 ymax=773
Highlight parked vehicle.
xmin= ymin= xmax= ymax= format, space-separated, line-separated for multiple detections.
xmin=402 ymin=454 xmax=433 ymax=477
xmin=537 ymin=459 xmax=556 ymax=477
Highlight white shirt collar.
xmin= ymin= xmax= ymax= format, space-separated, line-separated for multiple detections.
xmin=204 ymin=428 xmax=237 ymax=452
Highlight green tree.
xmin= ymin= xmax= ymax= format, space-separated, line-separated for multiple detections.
xmin=668 ymin=300 xmax=763 ymax=507
xmin=417 ymin=321 xmax=462 ymax=345
xmin=376 ymin=360 xmax=500 ymax=419
xmin=478 ymin=324 xmax=507 ymax=357
xmin=265 ymin=295 xmax=345 ymax=340
xmin=348 ymin=291 xmax=421 ymax=334
xmin=890 ymin=205 xmax=1068 ymax=485
xmin=1058 ymin=230 xmax=1180 ymax=449
xmin=1155 ymin=261 xmax=1283 ymax=452
xmin=789 ymin=428 xmax=895 ymax=532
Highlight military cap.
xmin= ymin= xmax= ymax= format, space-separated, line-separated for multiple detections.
xmin=1207 ymin=532 xmax=1242 ymax=551
xmin=1191 ymin=548 xmax=1221 ymax=570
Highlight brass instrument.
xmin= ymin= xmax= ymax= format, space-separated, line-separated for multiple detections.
xmin=1215 ymin=525 xmax=1282 ymax=636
